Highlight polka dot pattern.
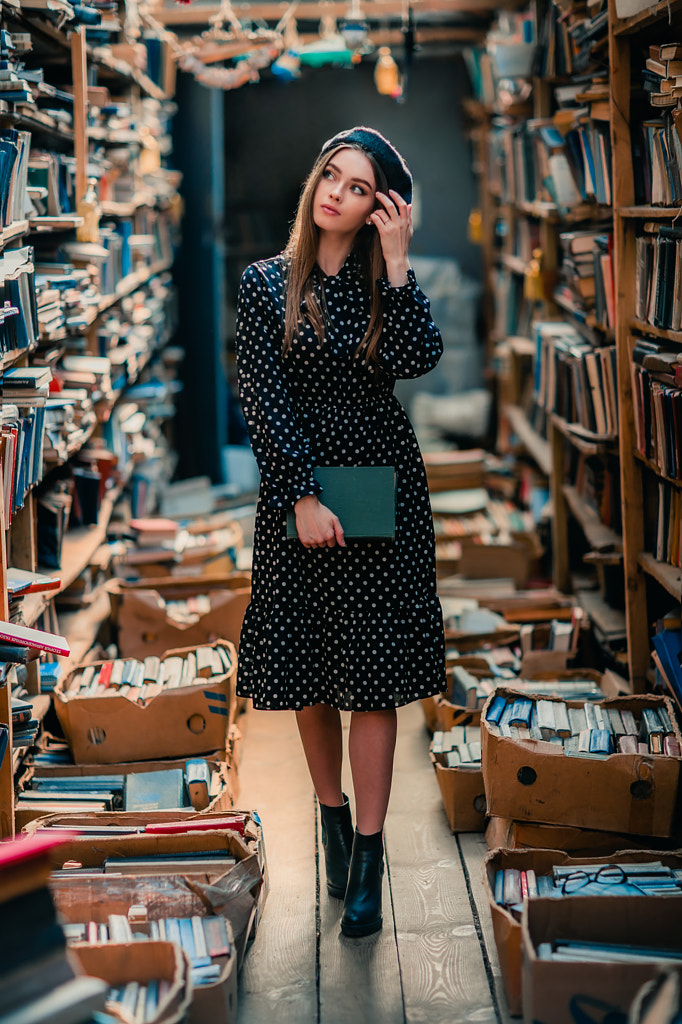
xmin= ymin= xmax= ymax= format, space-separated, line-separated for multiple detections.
xmin=235 ymin=253 xmax=447 ymax=711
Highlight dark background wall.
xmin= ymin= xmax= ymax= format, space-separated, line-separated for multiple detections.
xmin=173 ymin=54 xmax=479 ymax=481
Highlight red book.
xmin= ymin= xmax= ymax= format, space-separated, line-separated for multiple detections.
xmin=145 ymin=816 xmax=247 ymax=837
xmin=520 ymin=870 xmax=529 ymax=900
xmin=0 ymin=620 xmax=70 ymax=657
xmin=98 ymin=662 xmax=113 ymax=688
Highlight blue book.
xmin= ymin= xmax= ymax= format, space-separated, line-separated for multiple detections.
xmin=285 ymin=466 xmax=396 ymax=540
xmin=486 ymin=695 xmax=507 ymax=726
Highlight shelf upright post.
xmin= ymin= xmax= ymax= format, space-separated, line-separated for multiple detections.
xmin=70 ymin=25 xmax=89 ymax=212
xmin=608 ymin=0 xmax=649 ymax=690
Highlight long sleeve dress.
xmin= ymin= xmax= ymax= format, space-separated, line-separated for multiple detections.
xmin=235 ymin=252 xmax=446 ymax=711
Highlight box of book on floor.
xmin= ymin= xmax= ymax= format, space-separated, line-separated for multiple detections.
xmin=521 ymin=894 xmax=682 ymax=1024
xmin=483 ymin=846 xmax=682 ymax=1016
xmin=14 ymin=750 xmax=235 ymax=829
xmin=430 ymin=719 xmax=486 ymax=832
xmin=71 ymin=941 xmax=194 ymax=1024
xmin=53 ymin=639 xmax=237 ymax=764
xmin=481 ymin=688 xmax=682 ymax=836
xmin=106 ymin=572 xmax=251 ymax=660
xmin=46 ymin=824 xmax=265 ymax=969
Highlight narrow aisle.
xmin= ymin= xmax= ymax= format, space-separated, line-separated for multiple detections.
xmin=235 ymin=702 xmax=508 ymax=1024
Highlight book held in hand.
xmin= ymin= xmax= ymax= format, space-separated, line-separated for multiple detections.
xmin=286 ymin=466 xmax=396 ymax=540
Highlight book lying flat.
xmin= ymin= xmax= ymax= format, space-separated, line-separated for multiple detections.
xmin=286 ymin=466 xmax=396 ymax=540
xmin=0 ymin=621 xmax=70 ymax=657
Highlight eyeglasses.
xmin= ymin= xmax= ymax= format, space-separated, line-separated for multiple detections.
xmin=558 ymin=864 xmax=627 ymax=895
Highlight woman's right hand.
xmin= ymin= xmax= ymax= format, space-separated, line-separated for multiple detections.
xmin=294 ymin=495 xmax=346 ymax=549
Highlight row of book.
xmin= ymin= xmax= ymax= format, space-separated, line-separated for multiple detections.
xmin=643 ymin=42 xmax=682 ymax=110
xmin=535 ymin=1 xmax=608 ymax=78
xmin=0 ymin=246 xmax=39 ymax=358
xmin=63 ymin=645 xmax=234 ymax=701
xmin=569 ymin=449 xmax=622 ymax=534
xmin=485 ymin=694 xmax=680 ymax=757
xmin=431 ymin=725 xmax=482 ymax=767
xmin=631 ymin=343 xmax=682 ymax=481
xmin=635 ymin=112 xmax=682 ymax=207
xmin=16 ymin=760 xmax=218 ymax=817
xmin=557 ymin=227 xmax=615 ymax=329
xmin=635 ymin=224 xmax=682 ymax=331
xmin=654 ymin=481 xmax=682 ymax=569
xmin=534 ymin=321 xmax=618 ymax=438
xmin=494 ymin=861 xmax=682 ymax=917
xmin=1 ymin=402 xmax=47 ymax=523
xmin=488 ymin=113 xmax=612 ymax=212
xmin=64 ymin=914 xmax=232 ymax=986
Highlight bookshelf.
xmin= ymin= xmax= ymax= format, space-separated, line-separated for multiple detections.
xmin=474 ymin=0 xmax=682 ymax=693
xmin=0 ymin=3 xmax=182 ymax=834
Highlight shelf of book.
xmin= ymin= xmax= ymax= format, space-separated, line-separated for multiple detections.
xmin=28 ymin=215 xmax=84 ymax=233
xmin=612 ymin=0 xmax=682 ymax=34
xmin=0 ymin=220 xmax=29 ymax=251
xmin=502 ymin=403 xmax=552 ymax=476
xmin=562 ymin=484 xmax=622 ymax=554
xmin=629 ymin=320 xmax=682 ymax=344
xmin=0 ymin=345 xmax=38 ymax=372
xmin=552 ymin=291 xmax=615 ymax=344
xmin=633 ymin=451 xmax=682 ymax=490
xmin=574 ymin=586 xmax=627 ymax=644
xmin=0 ymin=110 xmax=75 ymax=143
xmin=96 ymin=259 xmax=173 ymax=316
xmin=11 ymin=694 xmax=51 ymax=774
xmin=552 ymin=415 xmax=618 ymax=457
xmin=638 ymin=553 xmax=682 ymax=601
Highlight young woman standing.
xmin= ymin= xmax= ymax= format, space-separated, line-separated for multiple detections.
xmin=235 ymin=127 xmax=446 ymax=938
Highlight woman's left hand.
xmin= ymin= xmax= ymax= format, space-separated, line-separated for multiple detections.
xmin=369 ymin=189 xmax=413 ymax=287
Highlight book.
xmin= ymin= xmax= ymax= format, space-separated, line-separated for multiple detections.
xmin=285 ymin=466 xmax=396 ymax=540
xmin=123 ymin=769 xmax=187 ymax=812
xmin=0 ymin=621 xmax=70 ymax=657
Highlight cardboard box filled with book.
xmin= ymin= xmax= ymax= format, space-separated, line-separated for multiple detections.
xmin=106 ymin=573 xmax=252 ymax=659
xmin=481 ymin=688 xmax=682 ymax=837
xmin=54 ymin=640 xmax=237 ymax=764
xmin=484 ymin=847 xmax=682 ymax=1017
xmin=430 ymin=717 xmax=486 ymax=833
xmin=521 ymin=894 xmax=682 ymax=1024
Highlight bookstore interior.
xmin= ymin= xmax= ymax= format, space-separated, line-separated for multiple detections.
xmin=2 ymin=0 xmax=682 ymax=1021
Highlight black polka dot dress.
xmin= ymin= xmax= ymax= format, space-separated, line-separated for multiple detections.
xmin=235 ymin=253 xmax=446 ymax=711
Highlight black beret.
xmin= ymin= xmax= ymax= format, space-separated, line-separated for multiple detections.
xmin=318 ymin=126 xmax=413 ymax=204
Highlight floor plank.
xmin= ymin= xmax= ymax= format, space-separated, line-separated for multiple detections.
xmin=235 ymin=709 xmax=318 ymax=1024
xmin=458 ymin=834 xmax=512 ymax=1024
xmin=386 ymin=704 xmax=498 ymax=1024
xmin=317 ymin=732 xmax=406 ymax=1024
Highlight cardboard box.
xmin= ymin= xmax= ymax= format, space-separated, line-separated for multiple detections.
xmin=481 ymin=690 xmax=682 ymax=837
xmin=485 ymin=816 xmax=682 ymax=855
xmin=521 ymin=895 xmax=682 ymax=1024
xmin=71 ymin=941 xmax=193 ymax=1024
xmin=66 ymin=908 xmax=234 ymax=1024
xmin=107 ymin=574 xmax=251 ymax=659
xmin=54 ymin=640 xmax=237 ymax=764
xmin=484 ymin=847 xmax=682 ymax=1017
xmin=48 ymin=829 xmax=263 ymax=965
xmin=430 ymin=752 xmax=486 ymax=832
xmin=15 ymin=758 xmax=235 ymax=830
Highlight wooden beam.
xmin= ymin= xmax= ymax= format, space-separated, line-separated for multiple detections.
xmin=157 ymin=0 xmax=496 ymax=26
xmin=70 ymin=26 xmax=88 ymax=207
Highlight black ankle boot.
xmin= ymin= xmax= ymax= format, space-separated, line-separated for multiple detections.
xmin=319 ymin=795 xmax=354 ymax=899
xmin=340 ymin=829 xmax=384 ymax=937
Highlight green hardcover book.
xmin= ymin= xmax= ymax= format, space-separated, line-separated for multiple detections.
xmin=286 ymin=466 xmax=396 ymax=540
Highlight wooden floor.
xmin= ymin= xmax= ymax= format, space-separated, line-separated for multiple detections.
xmin=234 ymin=701 xmax=512 ymax=1024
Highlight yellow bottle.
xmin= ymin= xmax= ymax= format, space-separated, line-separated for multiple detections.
xmin=76 ymin=177 xmax=101 ymax=243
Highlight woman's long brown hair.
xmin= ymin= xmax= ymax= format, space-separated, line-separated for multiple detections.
xmin=282 ymin=143 xmax=388 ymax=369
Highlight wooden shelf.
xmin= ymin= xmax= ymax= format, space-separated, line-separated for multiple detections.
xmin=29 ymin=215 xmax=84 ymax=232
xmin=502 ymin=404 xmax=551 ymax=476
xmin=613 ymin=0 xmax=682 ymax=35
xmin=553 ymin=415 xmax=618 ymax=456
xmin=0 ymin=220 xmax=29 ymax=251
xmin=553 ymin=291 xmax=615 ymax=343
xmin=89 ymin=48 xmax=168 ymax=101
xmin=619 ymin=205 xmax=682 ymax=219
xmin=562 ymin=485 xmax=622 ymax=553
xmin=633 ymin=450 xmax=682 ymax=490
xmin=629 ymin=319 xmax=682 ymax=344
xmin=638 ymin=553 xmax=682 ymax=601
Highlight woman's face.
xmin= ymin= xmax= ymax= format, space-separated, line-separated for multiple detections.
xmin=313 ymin=147 xmax=377 ymax=238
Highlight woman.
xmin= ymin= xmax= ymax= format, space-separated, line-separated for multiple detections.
xmin=235 ymin=127 xmax=446 ymax=938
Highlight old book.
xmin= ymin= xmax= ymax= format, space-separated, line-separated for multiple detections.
xmin=0 ymin=621 xmax=69 ymax=657
xmin=123 ymin=769 xmax=186 ymax=812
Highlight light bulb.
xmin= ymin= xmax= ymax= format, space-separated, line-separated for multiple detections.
xmin=374 ymin=47 xmax=401 ymax=97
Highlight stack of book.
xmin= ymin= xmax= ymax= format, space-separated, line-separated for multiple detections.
xmin=634 ymin=223 xmax=682 ymax=331
xmin=631 ymin=337 xmax=681 ymax=478
xmin=556 ymin=228 xmax=615 ymax=329
xmin=432 ymin=725 xmax=482 ymax=767
xmin=0 ymin=247 xmax=39 ymax=361
xmin=485 ymin=692 xmax=681 ymax=757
